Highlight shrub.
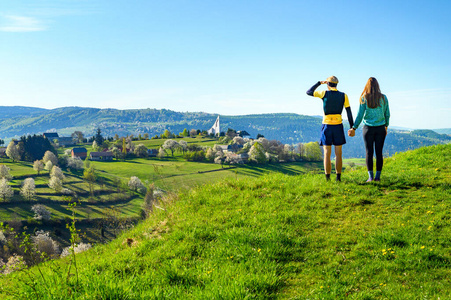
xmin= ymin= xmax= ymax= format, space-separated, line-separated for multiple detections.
xmin=32 ymin=231 xmax=60 ymax=258
xmin=60 ymin=243 xmax=92 ymax=258
xmin=184 ymin=150 xmax=205 ymax=162
xmin=31 ymin=204 xmax=51 ymax=221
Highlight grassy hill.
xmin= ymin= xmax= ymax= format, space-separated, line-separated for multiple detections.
xmin=1 ymin=144 xmax=450 ymax=299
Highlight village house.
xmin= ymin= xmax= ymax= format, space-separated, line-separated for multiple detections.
xmin=219 ymin=144 xmax=244 ymax=153
xmin=71 ymin=147 xmax=88 ymax=160
xmin=43 ymin=132 xmax=59 ymax=140
xmin=89 ymin=151 xmax=114 ymax=161
xmin=57 ymin=137 xmax=76 ymax=147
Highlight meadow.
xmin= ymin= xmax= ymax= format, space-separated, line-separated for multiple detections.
xmin=1 ymin=143 xmax=449 ymax=299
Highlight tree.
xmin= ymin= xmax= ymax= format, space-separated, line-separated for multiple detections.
xmin=256 ymin=133 xmax=265 ymax=139
xmin=214 ymin=151 xmax=225 ymax=168
xmin=33 ymin=160 xmax=45 ymax=175
xmin=31 ymin=205 xmax=51 ymax=221
xmin=92 ymin=141 xmax=99 ymax=152
xmin=19 ymin=135 xmax=55 ymax=162
xmin=249 ymin=142 xmax=267 ymax=164
xmin=226 ymin=128 xmax=237 ymax=139
xmin=162 ymin=129 xmax=172 ymax=139
xmin=67 ymin=157 xmax=84 ymax=170
xmin=0 ymin=179 xmax=13 ymax=201
xmin=44 ymin=161 xmax=53 ymax=172
xmin=303 ymin=142 xmax=322 ymax=161
xmin=121 ymin=138 xmax=127 ymax=158
xmin=134 ymin=144 xmax=148 ymax=158
xmin=180 ymin=128 xmax=189 ymax=137
xmin=189 ymin=129 xmax=197 ymax=138
xmin=111 ymin=146 xmax=122 ymax=159
xmin=6 ymin=141 xmax=20 ymax=162
xmin=48 ymin=176 xmax=63 ymax=193
xmin=205 ymin=148 xmax=215 ymax=162
xmin=157 ymin=147 xmax=166 ymax=158
xmin=178 ymin=140 xmax=188 ymax=154
xmin=20 ymin=178 xmax=36 ymax=201
xmin=162 ymin=139 xmax=179 ymax=156
xmin=143 ymin=133 xmax=149 ymax=140
xmin=43 ymin=151 xmax=58 ymax=166
xmin=83 ymin=167 xmax=97 ymax=196
xmin=128 ymin=176 xmax=146 ymax=194
xmin=50 ymin=166 xmax=65 ymax=181
xmin=232 ymin=136 xmax=245 ymax=145
xmin=32 ymin=231 xmax=59 ymax=258
xmin=95 ymin=128 xmax=104 ymax=146
xmin=71 ymin=131 xmax=84 ymax=144
xmin=0 ymin=165 xmax=13 ymax=181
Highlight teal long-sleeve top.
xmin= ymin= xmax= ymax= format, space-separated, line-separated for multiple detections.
xmin=353 ymin=95 xmax=390 ymax=129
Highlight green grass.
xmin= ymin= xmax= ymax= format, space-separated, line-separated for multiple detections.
xmin=1 ymin=144 xmax=449 ymax=299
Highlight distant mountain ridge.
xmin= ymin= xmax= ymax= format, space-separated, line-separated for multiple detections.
xmin=1 ymin=106 xmax=450 ymax=158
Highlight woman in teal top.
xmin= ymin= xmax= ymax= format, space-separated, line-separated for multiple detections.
xmin=348 ymin=77 xmax=390 ymax=182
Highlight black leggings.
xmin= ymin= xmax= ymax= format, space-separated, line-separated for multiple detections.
xmin=362 ymin=125 xmax=386 ymax=172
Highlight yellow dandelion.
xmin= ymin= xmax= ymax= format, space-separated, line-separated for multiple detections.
xmin=258 ymin=248 xmax=261 ymax=252
xmin=421 ymin=246 xmax=425 ymax=249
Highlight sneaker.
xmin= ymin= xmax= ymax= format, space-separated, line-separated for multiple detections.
xmin=366 ymin=178 xmax=373 ymax=183
xmin=374 ymin=178 xmax=380 ymax=182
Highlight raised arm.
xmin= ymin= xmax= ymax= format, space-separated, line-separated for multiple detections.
xmin=306 ymin=81 xmax=322 ymax=96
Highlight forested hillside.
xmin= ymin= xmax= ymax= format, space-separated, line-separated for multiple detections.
xmin=1 ymin=106 xmax=449 ymax=158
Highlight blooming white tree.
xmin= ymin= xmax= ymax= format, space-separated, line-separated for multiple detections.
xmin=33 ymin=160 xmax=45 ymax=175
xmin=134 ymin=144 xmax=148 ymax=158
xmin=31 ymin=205 xmax=51 ymax=221
xmin=67 ymin=157 xmax=84 ymax=170
xmin=50 ymin=166 xmax=65 ymax=181
xmin=0 ymin=165 xmax=13 ymax=181
xmin=162 ymin=139 xmax=179 ymax=156
xmin=20 ymin=178 xmax=36 ymax=201
xmin=61 ymin=243 xmax=92 ymax=258
xmin=157 ymin=147 xmax=166 ymax=158
xmin=232 ymin=136 xmax=245 ymax=145
xmin=205 ymin=147 xmax=215 ymax=162
xmin=92 ymin=140 xmax=99 ymax=152
xmin=225 ymin=152 xmax=243 ymax=165
xmin=178 ymin=140 xmax=188 ymax=153
xmin=0 ymin=178 xmax=13 ymax=202
xmin=44 ymin=161 xmax=53 ymax=172
xmin=43 ymin=151 xmax=58 ymax=166
xmin=6 ymin=141 xmax=20 ymax=162
xmin=249 ymin=142 xmax=267 ymax=164
xmin=64 ymin=149 xmax=72 ymax=156
xmin=48 ymin=176 xmax=63 ymax=193
xmin=128 ymin=176 xmax=147 ymax=194
xmin=32 ymin=231 xmax=60 ymax=258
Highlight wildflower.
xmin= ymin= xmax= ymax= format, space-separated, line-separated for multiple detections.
xmin=420 ymin=246 xmax=425 ymax=249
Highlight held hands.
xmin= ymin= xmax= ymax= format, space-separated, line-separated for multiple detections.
xmin=320 ymin=81 xmax=328 ymax=84
xmin=348 ymin=129 xmax=355 ymax=137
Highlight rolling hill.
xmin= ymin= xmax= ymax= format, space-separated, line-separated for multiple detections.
xmin=1 ymin=144 xmax=450 ymax=299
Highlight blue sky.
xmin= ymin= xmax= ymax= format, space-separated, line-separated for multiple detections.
xmin=0 ymin=0 xmax=450 ymax=129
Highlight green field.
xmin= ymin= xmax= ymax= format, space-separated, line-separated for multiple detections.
xmin=1 ymin=144 xmax=449 ymax=299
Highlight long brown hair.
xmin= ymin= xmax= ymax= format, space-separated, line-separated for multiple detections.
xmin=360 ymin=77 xmax=384 ymax=108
